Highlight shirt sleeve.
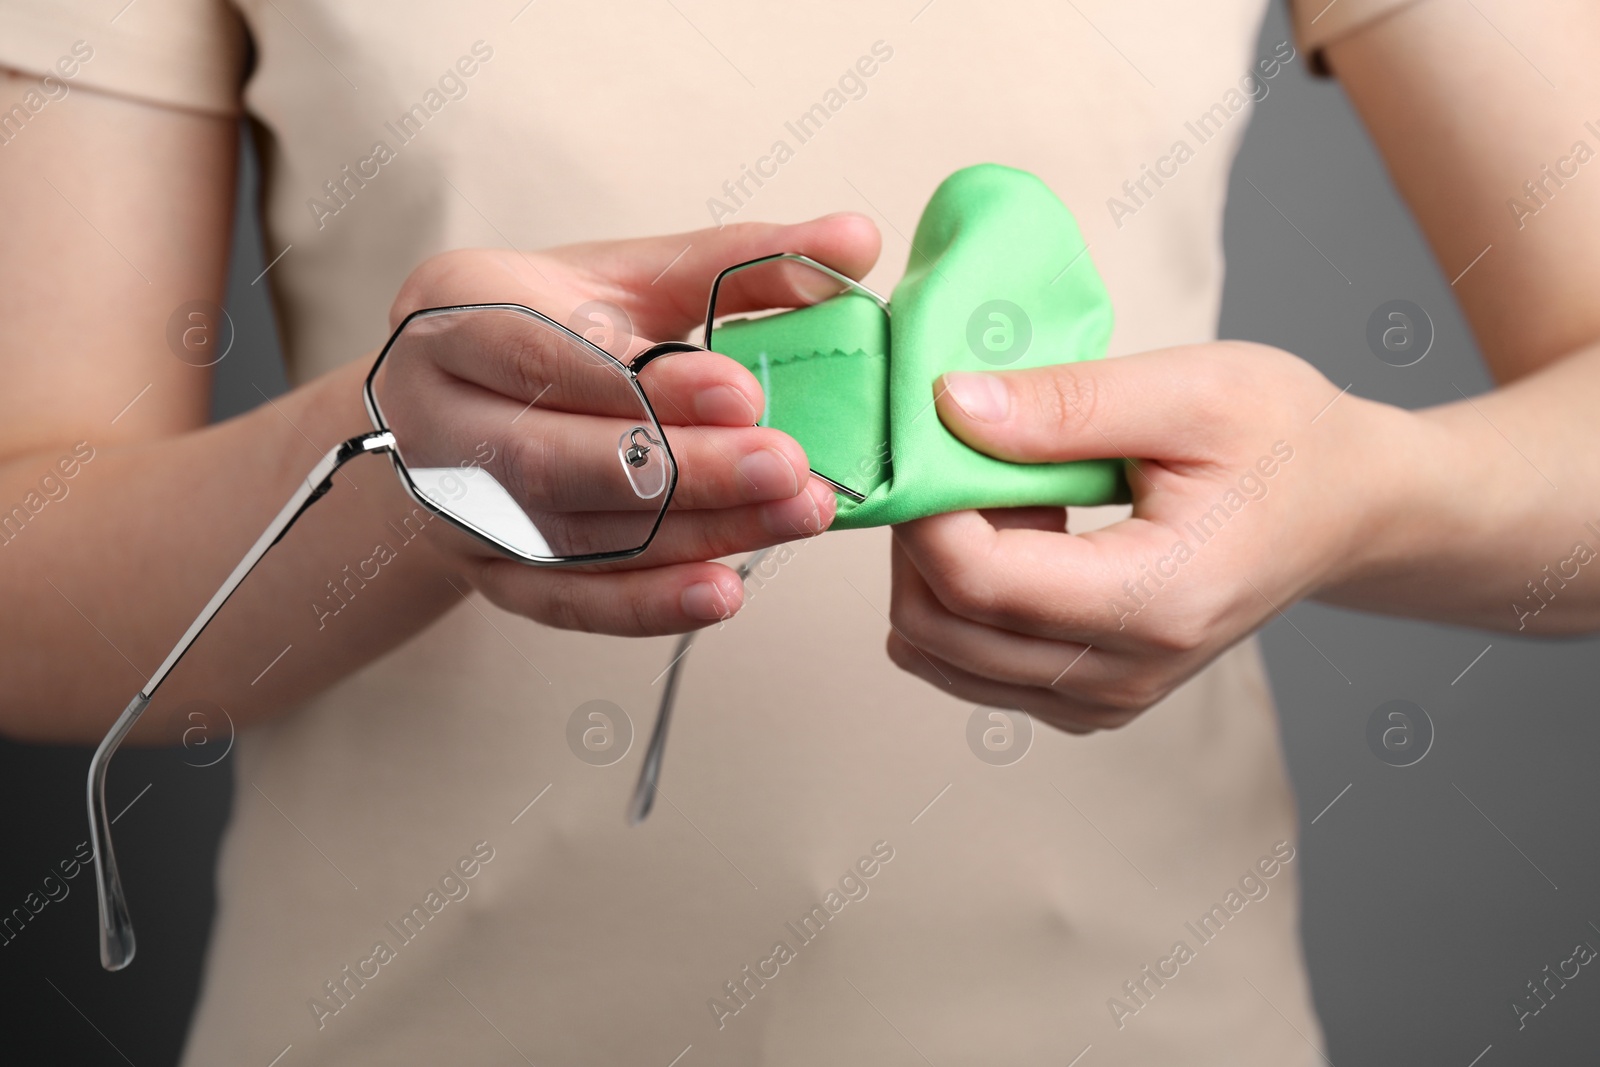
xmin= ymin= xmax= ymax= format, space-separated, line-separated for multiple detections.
xmin=1289 ymin=0 xmax=1434 ymax=76
xmin=0 ymin=0 xmax=247 ymax=115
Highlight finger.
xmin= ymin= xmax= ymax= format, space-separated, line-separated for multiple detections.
xmin=463 ymin=478 xmax=832 ymax=564
xmin=389 ymin=211 xmax=881 ymax=351
xmin=977 ymin=506 xmax=1067 ymax=533
xmin=892 ymin=509 xmax=1179 ymax=647
xmin=394 ymin=307 xmax=767 ymax=427
xmin=384 ymin=303 xmax=644 ymax=417
xmin=408 ymin=379 xmax=811 ymax=511
xmin=566 ymin=212 xmax=884 ymax=339
xmin=890 ymin=538 xmax=1100 ymax=689
xmin=933 ymin=346 xmax=1233 ymax=465
xmin=883 ymin=634 xmax=1140 ymax=735
xmin=633 ymin=349 xmax=765 ymax=427
xmin=586 ymin=479 xmax=835 ymax=570
xmin=499 ymin=409 xmax=810 ymax=511
xmin=472 ymin=472 xmax=831 ymax=635
xmin=655 ymin=421 xmax=813 ymax=509
xmin=701 ymin=253 xmax=873 ymax=331
xmin=393 ymin=305 xmax=761 ymax=421
xmin=472 ymin=557 xmax=747 ymax=637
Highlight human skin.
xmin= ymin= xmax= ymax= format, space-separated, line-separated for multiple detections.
xmin=886 ymin=0 xmax=1600 ymax=733
xmin=0 ymin=66 xmax=881 ymax=742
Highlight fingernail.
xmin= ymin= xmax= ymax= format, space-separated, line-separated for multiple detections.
xmin=942 ymin=372 xmax=1010 ymax=422
xmin=682 ymin=581 xmax=735 ymax=621
xmin=737 ymin=448 xmax=800 ymax=501
xmin=806 ymin=479 xmax=837 ymax=533
xmin=695 ymin=384 xmax=758 ymax=425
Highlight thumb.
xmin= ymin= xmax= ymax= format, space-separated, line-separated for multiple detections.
xmin=932 ymin=349 xmax=1215 ymax=464
xmin=564 ymin=212 xmax=883 ymax=341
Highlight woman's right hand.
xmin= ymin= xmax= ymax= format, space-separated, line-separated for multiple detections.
xmin=379 ymin=213 xmax=881 ymax=636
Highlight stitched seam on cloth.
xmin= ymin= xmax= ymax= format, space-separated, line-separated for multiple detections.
xmin=745 ymin=348 xmax=885 ymax=368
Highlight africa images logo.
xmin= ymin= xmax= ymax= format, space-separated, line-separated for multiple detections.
xmin=307 ymin=841 xmax=497 ymax=1030
xmin=305 ymin=41 xmax=494 ymax=230
xmin=704 ymin=41 xmax=894 ymax=226
xmin=707 ymin=841 xmax=895 ymax=1030
xmin=1105 ymin=841 xmax=1297 ymax=1030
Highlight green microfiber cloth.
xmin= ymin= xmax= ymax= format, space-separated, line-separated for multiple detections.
xmin=711 ymin=163 xmax=1127 ymax=529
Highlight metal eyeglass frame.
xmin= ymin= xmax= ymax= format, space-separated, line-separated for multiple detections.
xmin=87 ymin=303 xmax=692 ymax=971
xmin=87 ymin=253 xmax=889 ymax=970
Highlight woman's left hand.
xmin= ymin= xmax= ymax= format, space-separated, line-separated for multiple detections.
xmin=886 ymin=341 xmax=1424 ymax=734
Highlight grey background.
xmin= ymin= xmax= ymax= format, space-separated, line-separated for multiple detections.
xmin=1222 ymin=4 xmax=1600 ymax=1064
xmin=5 ymin=3 xmax=1598 ymax=1062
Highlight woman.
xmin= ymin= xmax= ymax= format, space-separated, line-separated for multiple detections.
xmin=2 ymin=0 xmax=1592 ymax=1063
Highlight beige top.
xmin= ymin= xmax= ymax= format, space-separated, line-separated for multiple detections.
xmin=2 ymin=0 xmax=1418 ymax=1062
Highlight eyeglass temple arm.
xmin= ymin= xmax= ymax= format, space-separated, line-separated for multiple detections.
xmin=628 ymin=254 xmax=880 ymax=825
xmin=88 ymin=430 xmax=394 ymax=971
xmin=627 ymin=546 xmax=773 ymax=825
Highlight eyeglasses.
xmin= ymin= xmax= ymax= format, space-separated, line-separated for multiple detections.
xmin=87 ymin=252 xmax=889 ymax=970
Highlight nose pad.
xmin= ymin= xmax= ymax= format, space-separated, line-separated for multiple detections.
xmin=619 ymin=426 xmax=667 ymax=500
